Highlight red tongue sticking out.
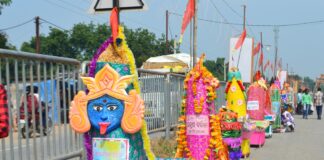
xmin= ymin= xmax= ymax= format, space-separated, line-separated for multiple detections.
xmin=99 ymin=122 xmax=110 ymax=135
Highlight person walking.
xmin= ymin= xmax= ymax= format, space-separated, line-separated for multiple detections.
xmin=302 ymin=88 xmax=312 ymax=119
xmin=296 ymin=89 xmax=303 ymax=115
xmin=314 ymin=87 xmax=323 ymax=120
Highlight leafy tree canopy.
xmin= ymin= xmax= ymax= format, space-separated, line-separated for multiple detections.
xmin=204 ymin=57 xmax=225 ymax=81
xmin=21 ymin=23 xmax=177 ymax=67
xmin=0 ymin=31 xmax=15 ymax=49
xmin=0 ymin=0 xmax=11 ymax=14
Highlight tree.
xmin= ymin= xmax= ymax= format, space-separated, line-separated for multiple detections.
xmin=70 ymin=23 xmax=110 ymax=60
xmin=21 ymin=27 xmax=77 ymax=58
xmin=204 ymin=57 xmax=225 ymax=81
xmin=303 ymin=76 xmax=315 ymax=91
xmin=0 ymin=31 xmax=15 ymax=49
xmin=21 ymin=23 xmax=176 ymax=67
xmin=0 ymin=0 xmax=11 ymax=14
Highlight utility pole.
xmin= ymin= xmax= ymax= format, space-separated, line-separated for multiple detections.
xmin=273 ymin=26 xmax=279 ymax=78
xmin=35 ymin=16 xmax=40 ymax=53
xmin=260 ymin=32 xmax=263 ymax=74
xmin=193 ymin=0 xmax=198 ymax=66
xmin=174 ymin=35 xmax=177 ymax=54
xmin=166 ymin=10 xmax=169 ymax=55
xmin=224 ymin=59 xmax=226 ymax=81
xmin=243 ymin=5 xmax=246 ymax=30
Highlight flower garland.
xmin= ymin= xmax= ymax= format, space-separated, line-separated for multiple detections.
xmin=175 ymin=54 xmax=228 ymax=160
xmin=182 ymin=55 xmax=219 ymax=114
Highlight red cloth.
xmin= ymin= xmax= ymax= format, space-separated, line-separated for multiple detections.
xmin=0 ymin=84 xmax=9 ymax=138
xmin=180 ymin=0 xmax=195 ymax=35
xmin=19 ymin=94 xmax=40 ymax=121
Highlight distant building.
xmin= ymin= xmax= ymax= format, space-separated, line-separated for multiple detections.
xmin=315 ymin=74 xmax=324 ymax=89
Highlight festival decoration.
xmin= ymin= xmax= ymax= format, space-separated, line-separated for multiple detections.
xmin=219 ymin=108 xmax=242 ymax=160
xmin=70 ymin=26 xmax=155 ymax=160
xmin=225 ymin=68 xmax=251 ymax=157
xmin=225 ymin=67 xmax=246 ymax=120
xmin=175 ymin=55 xmax=228 ymax=160
xmin=264 ymin=84 xmax=275 ymax=138
xmin=246 ymin=71 xmax=269 ymax=146
xmin=269 ymin=81 xmax=281 ymax=130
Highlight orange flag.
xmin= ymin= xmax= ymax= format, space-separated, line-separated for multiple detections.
xmin=253 ymin=42 xmax=261 ymax=56
xmin=235 ymin=29 xmax=247 ymax=50
xmin=258 ymin=51 xmax=264 ymax=67
xmin=110 ymin=7 xmax=119 ymax=42
xmin=179 ymin=0 xmax=195 ymax=43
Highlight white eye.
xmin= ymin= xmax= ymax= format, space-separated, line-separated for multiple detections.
xmin=93 ymin=106 xmax=103 ymax=112
xmin=107 ymin=105 xmax=117 ymax=111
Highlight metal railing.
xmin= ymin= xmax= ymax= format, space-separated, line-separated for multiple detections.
xmin=138 ymin=69 xmax=185 ymax=138
xmin=0 ymin=49 xmax=83 ymax=160
xmin=0 ymin=48 xmax=230 ymax=159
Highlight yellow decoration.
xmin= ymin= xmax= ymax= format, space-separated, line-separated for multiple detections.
xmin=116 ymin=26 xmax=155 ymax=159
xmin=226 ymin=77 xmax=246 ymax=119
xmin=241 ymin=139 xmax=250 ymax=156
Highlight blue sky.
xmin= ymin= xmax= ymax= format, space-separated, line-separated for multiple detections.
xmin=1 ymin=0 xmax=324 ymax=79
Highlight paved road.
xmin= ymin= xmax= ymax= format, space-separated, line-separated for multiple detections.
xmin=2 ymin=114 xmax=324 ymax=160
xmin=250 ymin=114 xmax=324 ymax=160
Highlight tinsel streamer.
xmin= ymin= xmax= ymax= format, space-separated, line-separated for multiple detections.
xmin=222 ymin=130 xmax=241 ymax=138
xmin=229 ymin=150 xmax=243 ymax=160
xmin=222 ymin=137 xmax=242 ymax=149
xmin=84 ymin=132 xmax=92 ymax=160
xmin=88 ymin=38 xmax=113 ymax=78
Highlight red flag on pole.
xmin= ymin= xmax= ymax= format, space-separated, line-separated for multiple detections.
xmin=235 ymin=29 xmax=247 ymax=50
xmin=253 ymin=42 xmax=261 ymax=56
xmin=263 ymin=60 xmax=270 ymax=71
xmin=179 ymin=0 xmax=195 ymax=43
xmin=258 ymin=51 xmax=264 ymax=67
xmin=271 ymin=63 xmax=274 ymax=71
xmin=110 ymin=7 xmax=119 ymax=42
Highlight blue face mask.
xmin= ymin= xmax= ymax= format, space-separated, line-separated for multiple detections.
xmin=87 ymin=95 xmax=124 ymax=135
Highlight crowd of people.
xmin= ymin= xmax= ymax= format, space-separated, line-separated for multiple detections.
xmin=296 ymin=87 xmax=323 ymax=120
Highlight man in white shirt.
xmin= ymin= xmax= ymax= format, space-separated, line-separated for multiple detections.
xmin=314 ymin=87 xmax=323 ymax=120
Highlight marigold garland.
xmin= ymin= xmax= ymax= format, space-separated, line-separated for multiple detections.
xmin=175 ymin=54 xmax=228 ymax=160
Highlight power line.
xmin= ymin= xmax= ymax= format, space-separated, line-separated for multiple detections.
xmin=208 ymin=0 xmax=241 ymax=32
xmin=220 ymin=0 xmax=242 ymax=18
xmin=44 ymin=0 xmax=104 ymax=22
xmin=0 ymin=18 xmax=34 ymax=31
xmin=217 ymin=0 xmax=258 ymax=39
xmin=169 ymin=11 xmax=324 ymax=27
xmin=40 ymin=18 xmax=70 ymax=32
